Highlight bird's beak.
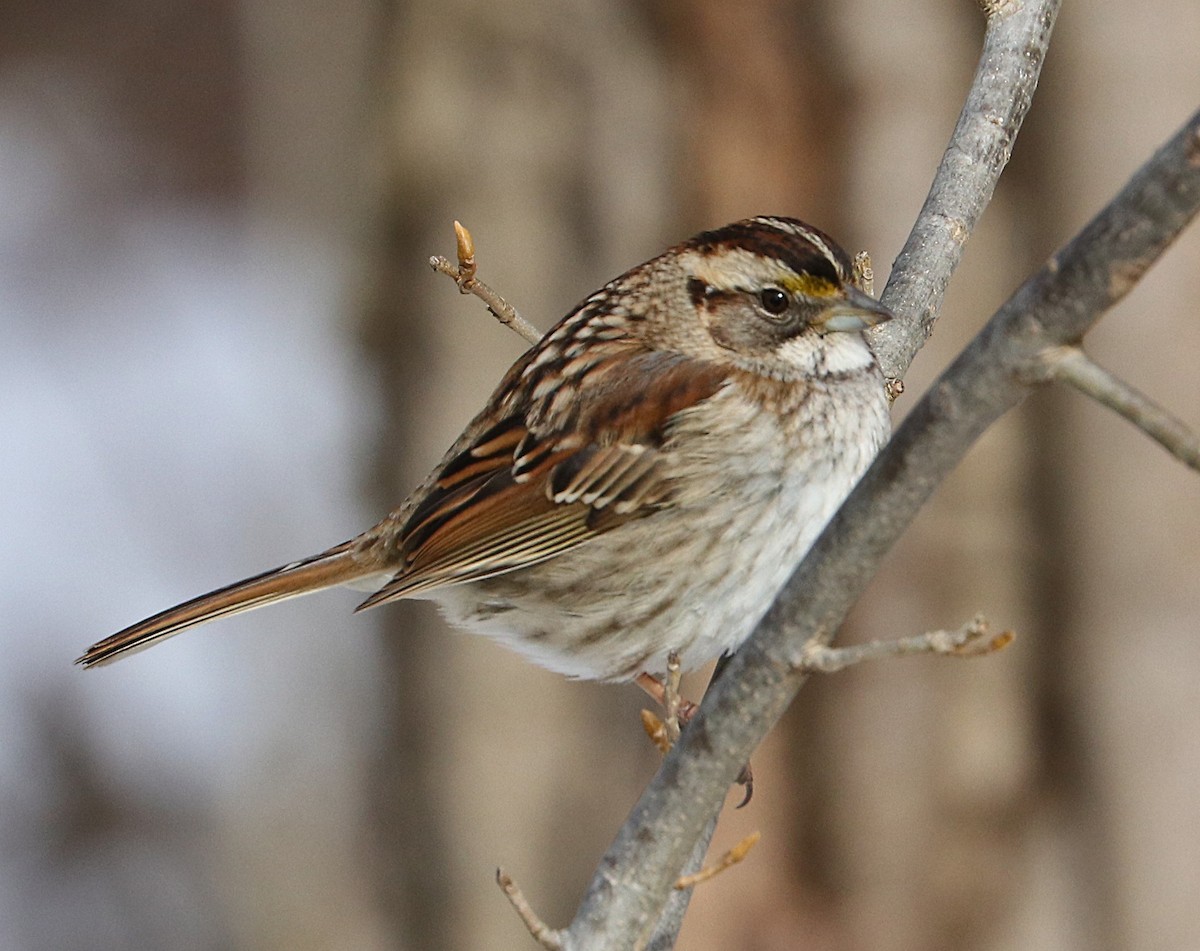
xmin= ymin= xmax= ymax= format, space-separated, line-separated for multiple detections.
xmin=812 ymin=286 xmax=894 ymax=333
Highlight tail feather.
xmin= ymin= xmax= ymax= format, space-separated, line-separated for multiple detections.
xmin=78 ymin=542 xmax=378 ymax=668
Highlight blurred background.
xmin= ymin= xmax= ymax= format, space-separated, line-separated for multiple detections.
xmin=2 ymin=1 xmax=1198 ymax=948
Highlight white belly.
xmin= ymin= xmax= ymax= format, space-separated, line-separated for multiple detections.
xmin=429 ymin=370 xmax=890 ymax=681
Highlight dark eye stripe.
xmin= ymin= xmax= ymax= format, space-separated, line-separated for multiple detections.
xmin=687 ymin=277 xmax=743 ymax=311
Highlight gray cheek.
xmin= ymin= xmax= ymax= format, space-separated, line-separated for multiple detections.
xmin=708 ymin=310 xmax=794 ymax=355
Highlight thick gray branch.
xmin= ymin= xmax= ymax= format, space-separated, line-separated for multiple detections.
xmin=640 ymin=815 xmax=714 ymax=950
xmin=564 ymin=105 xmax=1200 ymax=950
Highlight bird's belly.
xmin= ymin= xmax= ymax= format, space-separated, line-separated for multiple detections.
xmin=429 ymin=381 xmax=888 ymax=681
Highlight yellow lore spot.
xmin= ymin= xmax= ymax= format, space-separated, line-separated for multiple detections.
xmin=779 ymin=273 xmax=840 ymax=298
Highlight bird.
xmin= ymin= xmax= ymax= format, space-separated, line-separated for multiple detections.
xmin=79 ymin=216 xmax=893 ymax=684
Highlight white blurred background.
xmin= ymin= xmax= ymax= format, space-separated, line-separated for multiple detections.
xmin=1 ymin=2 xmax=1198 ymax=949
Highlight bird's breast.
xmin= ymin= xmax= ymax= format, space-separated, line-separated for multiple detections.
xmin=430 ymin=368 xmax=890 ymax=682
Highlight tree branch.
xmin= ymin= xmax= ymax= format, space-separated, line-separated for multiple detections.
xmin=498 ymin=869 xmax=564 ymax=950
xmin=872 ymin=0 xmax=1060 ymax=380
xmin=640 ymin=815 xmax=715 ymax=950
xmin=1040 ymin=346 xmax=1200 ymax=472
xmin=798 ymin=615 xmax=1013 ymax=673
xmin=673 ymin=831 xmax=761 ymax=890
xmin=563 ymin=101 xmax=1200 ymax=950
xmin=429 ymin=220 xmax=543 ymax=345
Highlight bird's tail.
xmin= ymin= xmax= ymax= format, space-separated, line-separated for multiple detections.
xmin=78 ymin=541 xmax=379 ymax=668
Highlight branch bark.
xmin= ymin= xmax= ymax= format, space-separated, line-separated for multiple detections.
xmin=872 ymin=0 xmax=1059 ymax=379
xmin=1040 ymin=346 xmax=1200 ymax=471
xmin=562 ymin=86 xmax=1200 ymax=951
xmin=797 ymin=614 xmax=1013 ymax=672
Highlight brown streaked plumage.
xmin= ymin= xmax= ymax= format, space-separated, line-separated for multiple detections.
xmin=79 ymin=216 xmax=893 ymax=681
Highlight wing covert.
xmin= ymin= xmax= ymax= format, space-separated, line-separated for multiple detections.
xmin=360 ymin=345 xmax=729 ymax=607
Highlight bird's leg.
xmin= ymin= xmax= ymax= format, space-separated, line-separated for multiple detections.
xmin=661 ymin=651 xmax=684 ymax=743
xmin=636 ymin=652 xmax=754 ymax=806
xmin=636 ymin=653 xmax=695 ymax=741
xmin=637 ymin=653 xmax=693 ymax=756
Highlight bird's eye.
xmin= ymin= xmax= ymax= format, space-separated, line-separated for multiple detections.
xmin=758 ymin=287 xmax=790 ymax=316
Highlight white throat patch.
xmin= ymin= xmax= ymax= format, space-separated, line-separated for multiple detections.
xmin=777 ymin=331 xmax=876 ymax=378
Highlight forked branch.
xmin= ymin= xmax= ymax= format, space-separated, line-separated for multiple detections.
xmin=1040 ymin=346 xmax=1200 ymax=472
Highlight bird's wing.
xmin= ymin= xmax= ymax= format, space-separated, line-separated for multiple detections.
xmin=357 ymin=348 xmax=728 ymax=607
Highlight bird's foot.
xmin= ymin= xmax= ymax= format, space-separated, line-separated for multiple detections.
xmin=636 ymin=653 xmax=754 ymax=807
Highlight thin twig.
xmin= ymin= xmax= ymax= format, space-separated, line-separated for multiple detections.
xmin=675 ymin=832 xmax=762 ymax=890
xmin=798 ymin=615 xmax=1013 ymax=674
xmin=1041 ymin=346 xmax=1200 ymax=472
xmin=429 ymin=221 xmax=543 ymax=345
xmin=496 ymin=868 xmax=563 ymax=950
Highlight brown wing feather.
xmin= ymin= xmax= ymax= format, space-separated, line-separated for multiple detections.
xmin=358 ymin=347 xmax=729 ymax=608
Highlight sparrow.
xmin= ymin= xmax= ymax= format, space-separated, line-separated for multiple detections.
xmin=79 ymin=216 xmax=893 ymax=683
